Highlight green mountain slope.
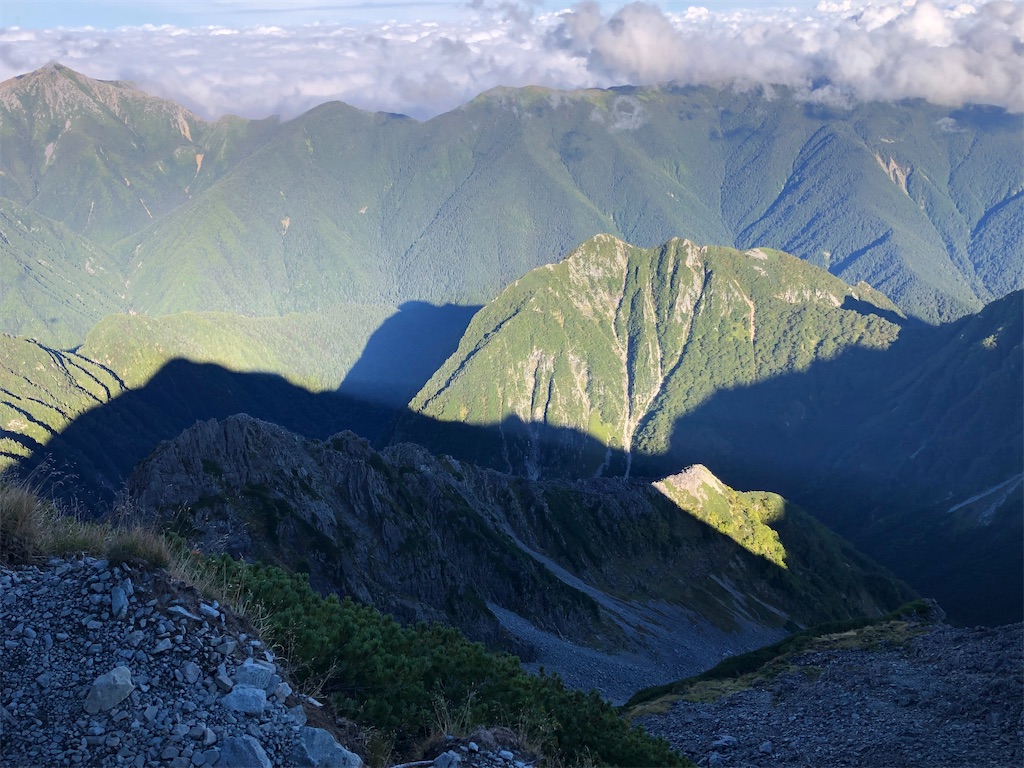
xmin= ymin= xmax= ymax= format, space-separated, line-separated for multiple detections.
xmin=127 ymin=413 xmax=913 ymax=701
xmin=405 ymin=235 xmax=904 ymax=477
xmin=2 ymin=67 xmax=1020 ymax=335
xmin=0 ymin=64 xmax=286 ymax=347
xmin=113 ymin=101 xmax=400 ymax=315
xmin=0 ymin=63 xmax=279 ymax=245
xmin=119 ymin=85 xmax=1021 ymax=322
xmin=0 ymin=63 xmax=211 ymax=246
xmin=79 ymin=304 xmax=394 ymax=391
xmin=0 ymin=197 xmax=125 ymax=345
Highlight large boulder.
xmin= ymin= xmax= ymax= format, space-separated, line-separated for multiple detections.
xmin=83 ymin=666 xmax=134 ymax=714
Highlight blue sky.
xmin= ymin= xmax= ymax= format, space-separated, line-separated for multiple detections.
xmin=1 ymin=1 xmax=1020 ymax=120
xmin=2 ymin=1 xmax=819 ymax=29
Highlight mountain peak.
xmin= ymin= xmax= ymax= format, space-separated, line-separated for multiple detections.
xmin=0 ymin=62 xmax=201 ymax=130
xmin=657 ymin=464 xmax=728 ymax=504
xmin=1 ymin=61 xmax=112 ymax=104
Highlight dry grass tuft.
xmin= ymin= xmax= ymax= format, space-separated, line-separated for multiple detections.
xmin=105 ymin=526 xmax=175 ymax=568
xmin=1 ymin=477 xmax=176 ymax=569
xmin=0 ymin=482 xmax=51 ymax=565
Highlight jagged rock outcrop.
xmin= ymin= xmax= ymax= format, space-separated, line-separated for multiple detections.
xmin=126 ymin=414 xmax=914 ymax=702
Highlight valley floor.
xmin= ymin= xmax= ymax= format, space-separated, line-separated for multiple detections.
xmin=637 ymin=622 xmax=1023 ymax=767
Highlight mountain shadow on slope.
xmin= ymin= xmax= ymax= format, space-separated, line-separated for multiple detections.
xmin=10 ymin=358 xmax=628 ymax=514
xmin=10 ymin=359 xmax=395 ymax=508
xmin=11 ymin=294 xmax=1017 ymax=628
xmin=647 ymin=291 xmax=1023 ymax=627
xmin=337 ymin=301 xmax=481 ymax=408
xmin=395 ymin=274 xmax=1021 ymax=627
xmin=4 ymin=356 xmax=917 ymax=697
xmin=840 ymin=295 xmax=906 ymax=325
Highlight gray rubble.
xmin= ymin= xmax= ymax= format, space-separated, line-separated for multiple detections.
xmin=0 ymin=556 xmax=358 ymax=767
xmin=638 ymin=622 xmax=1024 ymax=767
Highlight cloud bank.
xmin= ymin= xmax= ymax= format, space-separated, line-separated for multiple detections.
xmin=1 ymin=1 xmax=1021 ymax=120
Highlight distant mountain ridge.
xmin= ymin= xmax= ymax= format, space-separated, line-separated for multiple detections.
xmin=1 ymin=64 xmax=1021 ymax=349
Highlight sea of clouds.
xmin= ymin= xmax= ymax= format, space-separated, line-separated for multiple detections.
xmin=1 ymin=0 xmax=1021 ymax=120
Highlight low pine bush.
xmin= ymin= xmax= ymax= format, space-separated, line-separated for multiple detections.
xmin=204 ymin=556 xmax=689 ymax=767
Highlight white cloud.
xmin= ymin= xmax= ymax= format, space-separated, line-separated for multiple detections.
xmin=0 ymin=1 xmax=1021 ymax=120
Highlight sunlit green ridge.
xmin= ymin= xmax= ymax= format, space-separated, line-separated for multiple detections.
xmin=407 ymin=235 xmax=904 ymax=477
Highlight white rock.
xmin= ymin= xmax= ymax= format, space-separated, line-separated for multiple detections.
xmin=110 ymin=587 xmax=128 ymax=619
xmin=222 ymin=685 xmax=267 ymax=715
xmin=292 ymin=726 xmax=362 ymax=767
xmin=217 ymin=735 xmax=272 ymax=768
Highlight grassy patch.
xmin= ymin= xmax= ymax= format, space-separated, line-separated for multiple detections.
xmin=0 ymin=480 xmax=174 ymax=568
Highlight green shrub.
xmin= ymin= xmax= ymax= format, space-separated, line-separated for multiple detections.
xmin=204 ymin=556 xmax=689 ymax=767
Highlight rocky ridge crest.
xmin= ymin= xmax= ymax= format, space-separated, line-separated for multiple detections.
xmin=126 ymin=414 xmax=915 ymax=703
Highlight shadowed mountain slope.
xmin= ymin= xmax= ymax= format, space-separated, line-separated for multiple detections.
xmin=402 ymin=237 xmax=1022 ymax=624
xmin=660 ymin=290 xmax=1023 ymax=626
xmin=4 ymin=359 xmax=395 ymax=506
xmin=0 ymin=338 xmax=914 ymax=702
xmin=0 ymin=335 xmax=126 ymax=464
xmin=0 ymin=300 xmax=479 ymax=485
xmin=337 ymin=301 xmax=482 ymax=407
xmin=125 ymin=413 xmax=913 ymax=702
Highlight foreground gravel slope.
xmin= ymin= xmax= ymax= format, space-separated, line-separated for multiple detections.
xmin=0 ymin=555 xmax=360 ymax=768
